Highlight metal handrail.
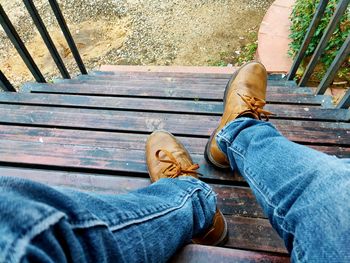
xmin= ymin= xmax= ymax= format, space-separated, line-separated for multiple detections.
xmin=24 ymin=0 xmax=70 ymax=79
xmin=299 ymin=0 xmax=350 ymax=87
xmin=48 ymin=0 xmax=87 ymax=75
xmin=287 ymin=0 xmax=330 ymax=81
xmin=0 ymin=5 xmax=46 ymax=83
xmin=315 ymin=34 xmax=350 ymax=95
xmin=0 ymin=0 xmax=87 ymax=91
xmin=0 ymin=70 xmax=16 ymax=92
xmin=288 ymin=0 xmax=350 ymax=109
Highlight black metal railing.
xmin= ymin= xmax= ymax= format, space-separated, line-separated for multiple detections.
xmin=0 ymin=0 xmax=87 ymax=91
xmin=288 ymin=0 xmax=350 ymax=109
xmin=0 ymin=70 xmax=16 ymax=92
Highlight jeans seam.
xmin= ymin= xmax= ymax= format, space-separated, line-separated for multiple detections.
xmin=229 ymin=145 xmax=277 ymax=209
xmin=229 ymin=146 xmax=297 ymax=238
xmin=69 ymin=219 xmax=108 ymax=229
xmin=109 ymin=187 xmax=208 ymax=232
xmin=293 ymin=238 xmax=306 ymax=263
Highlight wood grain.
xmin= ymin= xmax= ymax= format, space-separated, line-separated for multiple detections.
xmin=0 ymin=93 xmax=347 ymax=121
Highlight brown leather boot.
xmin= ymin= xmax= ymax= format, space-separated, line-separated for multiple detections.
xmin=205 ymin=62 xmax=273 ymax=169
xmin=146 ymin=130 xmax=228 ymax=246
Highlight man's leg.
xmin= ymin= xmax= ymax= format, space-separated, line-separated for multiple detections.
xmin=216 ymin=117 xmax=350 ymax=262
xmin=0 ymin=175 xmax=216 ymax=263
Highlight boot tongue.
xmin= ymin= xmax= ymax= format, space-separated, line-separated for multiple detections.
xmin=156 ymin=149 xmax=201 ymax=178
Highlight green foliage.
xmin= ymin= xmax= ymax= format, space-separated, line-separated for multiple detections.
xmin=206 ymin=34 xmax=258 ymax=67
xmin=289 ymin=0 xmax=350 ymax=81
xmin=237 ymin=42 xmax=258 ymax=65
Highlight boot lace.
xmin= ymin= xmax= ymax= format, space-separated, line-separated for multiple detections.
xmin=237 ymin=93 xmax=274 ymax=120
xmin=155 ymin=149 xmax=201 ymax=178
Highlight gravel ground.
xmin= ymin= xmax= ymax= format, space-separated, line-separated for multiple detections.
xmin=0 ymin=0 xmax=274 ymax=88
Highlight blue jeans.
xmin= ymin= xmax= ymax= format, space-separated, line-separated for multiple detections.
xmin=0 ymin=176 xmax=216 ymax=262
xmin=1 ymin=118 xmax=350 ymax=262
xmin=217 ymin=118 xmax=350 ymax=262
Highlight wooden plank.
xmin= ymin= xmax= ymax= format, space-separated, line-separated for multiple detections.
xmin=172 ymin=245 xmax=289 ymax=263
xmin=71 ymin=75 xmax=300 ymax=90
xmin=0 ymin=139 xmax=241 ymax=182
xmin=0 ymin=166 xmax=286 ymax=253
xmin=0 ymin=125 xmax=349 ymax=157
xmin=22 ymin=83 xmax=328 ymax=105
xmin=24 ymin=81 xmax=310 ymax=95
xmin=96 ymin=68 xmax=234 ymax=78
xmin=0 ymin=93 xmax=347 ymax=121
xmin=0 ymin=130 xmax=348 ymax=184
xmin=0 ymin=104 xmax=348 ymax=145
xmin=225 ymin=216 xmax=286 ymax=253
xmin=85 ymin=72 xmax=298 ymax=89
xmin=74 ymin=75 xmax=232 ymax=85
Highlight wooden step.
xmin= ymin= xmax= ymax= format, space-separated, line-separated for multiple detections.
xmin=52 ymin=77 xmax=300 ymax=92
xmin=0 ymin=106 xmax=348 ymax=183
xmin=1 ymin=125 xmax=348 ymax=157
xmin=99 ymin=65 xmax=239 ymax=75
xmin=0 ymin=131 xmax=348 ymax=183
xmin=0 ymin=93 xmax=348 ymax=121
xmin=85 ymin=71 xmax=298 ymax=88
xmin=22 ymin=82 xmax=314 ymax=96
xmin=172 ymin=245 xmax=289 ymax=263
xmin=0 ymin=104 xmax=348 ymax=144
xmin=21 ymin=83 xmax=330 ymax=106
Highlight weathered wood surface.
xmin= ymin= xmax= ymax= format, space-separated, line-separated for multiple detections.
xmin=0 ymin=93 xmax=348 ymax=121
xmin=0 ymin=166 xmax=286 ymax=253
xmin=2 ymin=69 xmax=348 ymax=259
xmin=172 ymin=245 xmax=290 ymax=263
xmin=90 ymin=70 xmax=235 ymax=79
xmin=0 ymin=105 xmax=349 ymax=145
xmin=22 ymin=83 xmax=329 ymax=105
xmin=0 ymin=125 xmax=349 ymax=183
xmin=1 ymin=125 xmax=348 ymax=157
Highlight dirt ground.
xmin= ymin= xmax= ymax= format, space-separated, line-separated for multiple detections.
xmin=0 ymin=0 xmax=274 ymax=87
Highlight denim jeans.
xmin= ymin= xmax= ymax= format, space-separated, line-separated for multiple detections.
xmin=0 ymin=176 xmax=216 ymax=263
xmin=217 ymin=118 xmax=350 ymax=262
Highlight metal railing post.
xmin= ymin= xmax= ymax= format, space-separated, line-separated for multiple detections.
xmin=337 ymin=88 xmax=350 ymax=109
xmin=315 ymin=35 xmax=350 ymax=95
xmin=0 ymin=4 xmax=45 ymax=82
xmin=0 ymin=70 xmax=16 ymax=92
xmin=287 ymin=0 xmax=329 ymax=81
xmin=299 ymin=0 xmax=350 ymax=87
xmin=23 ymin=0 xmax=70 ymax=79
xmin=48 ymin=0 xmax=87 ymax=75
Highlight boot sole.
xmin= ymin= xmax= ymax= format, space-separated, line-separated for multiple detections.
xmin=204 ymin=129 xmax=230 ymax=170
xmin=212 ymin=210 xmax=229 ymax=246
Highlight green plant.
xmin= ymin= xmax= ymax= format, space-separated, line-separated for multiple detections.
xmin=289 ymin=0 xmax=350 ymax=81
xmin=237 ymin=41 xmax=258 ymax=65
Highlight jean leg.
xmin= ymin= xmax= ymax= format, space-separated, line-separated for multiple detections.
xmin=0 ymin=176 xmax=216 ymax=263
xmin=216 ymin=118 xmax=350 ymax=262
